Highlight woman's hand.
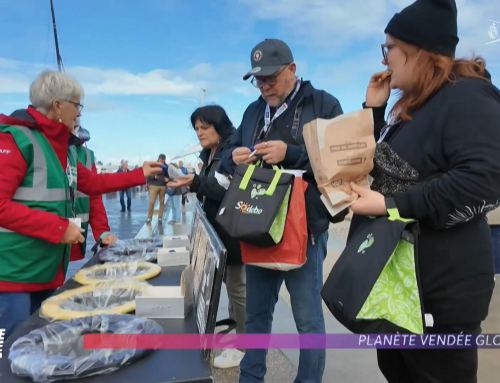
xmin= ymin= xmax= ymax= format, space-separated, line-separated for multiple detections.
xmin=349 ymin=182 xmax=387 ymax=216
xmin=102 ymin=234 xmax=119 ymax=245
xmin=167 ymin=174 xmax=195 ymax=188
xmin=142 ymin=161 xmax=163 ymax=178
xmin=365 ymin=71 xmax=392 ymax=107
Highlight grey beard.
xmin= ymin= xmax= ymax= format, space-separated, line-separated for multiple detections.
xmin=269 ymin=78 xmax=298 ymax=107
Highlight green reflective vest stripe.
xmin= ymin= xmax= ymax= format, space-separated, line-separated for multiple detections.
xmin=74 ymin=145 xmax=94 ymax=255
xmin=0 ymin=124 xmax=76 ymax=283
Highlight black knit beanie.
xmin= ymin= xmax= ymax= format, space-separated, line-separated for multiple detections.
xmin=384 ymin=0 xmax=459 ymax=56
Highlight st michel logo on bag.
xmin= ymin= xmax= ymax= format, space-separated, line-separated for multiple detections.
xmin=251 ymin=184 xmax=266 ymax=199
xmin=358 ymin=233 xmax=375 ymax=254
xmin=235 ymin=201 xmax=263 ymax=215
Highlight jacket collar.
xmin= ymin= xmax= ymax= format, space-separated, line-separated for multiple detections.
xmin=0 ymin=105 xmax=70 ymax=144
xmin=199 ymin=133 xmax=233 ymax=164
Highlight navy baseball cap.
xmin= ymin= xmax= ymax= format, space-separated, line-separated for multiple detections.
xmin=243 ymin=39 xmax=294 ymax=80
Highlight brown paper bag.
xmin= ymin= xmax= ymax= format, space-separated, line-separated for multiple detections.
xmin=303 ymin=109 xmax=376 ymax=216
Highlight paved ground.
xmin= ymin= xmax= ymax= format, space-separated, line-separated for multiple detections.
xmin=70 ymin=193 xmax=500 ymax=382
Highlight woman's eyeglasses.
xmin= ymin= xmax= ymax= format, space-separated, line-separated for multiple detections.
xmin=381 ymin=43 xmax=396 ymax=62
xmin=64 ymin=100 xmax=84 ymax=113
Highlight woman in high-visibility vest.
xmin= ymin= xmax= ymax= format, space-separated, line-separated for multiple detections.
xmin=70 ymin=119 xmax=118 ymax=262
xmin=0 ymin=70 xmax=162 ymax=337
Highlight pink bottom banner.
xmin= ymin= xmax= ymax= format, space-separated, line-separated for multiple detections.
xmin=82 ymin=334 xmax=500 ymax=350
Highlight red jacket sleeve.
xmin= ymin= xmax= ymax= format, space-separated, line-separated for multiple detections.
xmin=0 ymin=132 xmax=69 ymax=244
xmin=87 ymin=163 xmax=111 ymax=240
xmin=76 ymin=162 xmax=146 ymax=195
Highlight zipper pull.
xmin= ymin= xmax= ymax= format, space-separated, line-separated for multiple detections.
xmin=311 ymin=234 xmax=315 ymax=246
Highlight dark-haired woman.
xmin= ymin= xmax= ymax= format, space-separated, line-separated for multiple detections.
xmin=345 ymin=1 xmax=500 ymax=382
xmin=167 ymin=104 xmax=246 ymax=369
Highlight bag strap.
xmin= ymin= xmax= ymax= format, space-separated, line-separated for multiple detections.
xmin=290 ymin=100 xmax=304 ymax=142
xmin=265 ymin=169 xmax=282 ymax=196
xmin=274 ymin=101 xmax=304 ymax=145
xmin=239 ymin=165 xmax=256 ymax=190
xmin=239 ymin=163 xmax=282 ymax=193
xmin=385 ymin=197 xmax=415 ymax=223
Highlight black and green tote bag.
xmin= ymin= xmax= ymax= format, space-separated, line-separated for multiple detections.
xmin=321 ymin=199 xmax=425 ymax=335
xmin=215 ymin=163 xmax=294 ymax=247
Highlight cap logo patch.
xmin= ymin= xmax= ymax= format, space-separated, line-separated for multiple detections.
xmin=253 ymin=50 xmax=262 ymax=62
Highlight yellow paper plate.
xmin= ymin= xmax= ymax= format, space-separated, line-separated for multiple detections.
xmin=40 ymin=281 xmax=149 ymax=320
xmin=74 ymin=262 xmax=161 ymax=285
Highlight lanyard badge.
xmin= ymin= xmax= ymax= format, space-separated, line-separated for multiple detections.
xmin=66 ymin=157 xmax=77 ymax=218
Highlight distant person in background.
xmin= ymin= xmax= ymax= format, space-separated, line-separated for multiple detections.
xmin=165 ymin=162 xmax=183 ymax=225
xmin=117 ymin=160 xmax=132 ymax=212
xmin=70 ymin=119 xmax=118 ymax=261
xmin=168 ymin=104 xmax=247 ymax=368
xmin=179 ymin=161 xmax=188 ymax=175
xmin=197 ymin=162 xmax=203 ymax=174
xmin=179 ymin=160 xmax=189 ymax=206
xmin=146 ymin=154 xmax=167 ymax=224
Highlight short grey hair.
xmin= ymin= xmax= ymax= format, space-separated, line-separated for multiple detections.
xmin=29 ymin=70 xmax=85 ymax=114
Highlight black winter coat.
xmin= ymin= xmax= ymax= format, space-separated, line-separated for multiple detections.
xmin=190 ymin=138 xmax=242 ymax=265
xmin=350 ymin=76 xmax=500 ymax=325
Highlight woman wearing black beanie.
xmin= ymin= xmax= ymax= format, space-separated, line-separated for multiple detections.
xmin=347 ymin=0 xmax=500 ymax=381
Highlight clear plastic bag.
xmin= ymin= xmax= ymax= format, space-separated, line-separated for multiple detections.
xmin=8 ymin=314 xmax=163 ymax=383
xmin=74 ymin=261 xmax=161 ymax=285
xmin=40 ymin=279 xmax=150 ymax=321
xmin=98 ymin=238 xmax=163 ymax=263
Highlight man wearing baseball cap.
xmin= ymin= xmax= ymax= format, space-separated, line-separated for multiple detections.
xmin=220 ymin=38 xmax=345 ymax=382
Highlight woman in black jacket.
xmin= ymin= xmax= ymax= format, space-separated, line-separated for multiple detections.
xmin=347 ymin=0 xmax=500 ymax=382
xmin=167 ymin=105 xmax=246 ymax=369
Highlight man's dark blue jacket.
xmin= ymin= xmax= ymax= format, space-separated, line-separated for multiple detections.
xmin=219 ymin=80 xmax=347 ymax=235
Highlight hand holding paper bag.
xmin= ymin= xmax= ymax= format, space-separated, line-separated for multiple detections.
xmin=303 ymin=108 xmax=376 ymax=216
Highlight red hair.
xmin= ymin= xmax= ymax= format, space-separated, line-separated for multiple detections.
xmin=389 ymin=39 xmax=490 ymax=123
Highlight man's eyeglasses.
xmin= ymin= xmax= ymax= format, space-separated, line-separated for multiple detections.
xmin=381 ymin=43 xmax=396 ymax=62
xmin=251 ymin=65 xmax=287 ymax=88
xmin=65 ymin=100 xmax=84 ymax=113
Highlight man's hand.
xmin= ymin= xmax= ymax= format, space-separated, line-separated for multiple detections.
xmin=142 ymin=161 xmax=163 ymax=178
xmin=102 ymin=234 xmax=119 ymax=245
xmin=167 ymin=174 xmax=195 ymax=188
xmin=232 ymin=147 xmax=258 ymax=166
xmin=61 ymin=222 xmax=85 ymax=244
xmin=254 ymin=141 xmax=287 ymax=164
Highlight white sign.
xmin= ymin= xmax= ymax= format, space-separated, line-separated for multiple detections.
xmin=485 ymin=20 xmax=500 ymax=45
xmin=0 ymin=328 xmax=5 ymax=358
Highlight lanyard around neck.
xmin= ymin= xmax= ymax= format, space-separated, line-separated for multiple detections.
xmin=262 ymin=78 xmax=301 ymax=136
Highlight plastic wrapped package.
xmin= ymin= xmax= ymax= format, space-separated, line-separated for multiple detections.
xmin=99 ymin=238 xmax=163 ymax=263
xmin=8 ymin=314 xmax=163 ymax=383
xmin=74 ymin=261 xmax=161 ymax=285
xmin=40 ymin=279 xmax=150 ymax=321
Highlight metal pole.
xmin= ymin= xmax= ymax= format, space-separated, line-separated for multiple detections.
xmin=201 ymin=88 xmax=205 ymax=106
xmin=50 ymin=0 xmax=64 ymax=72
